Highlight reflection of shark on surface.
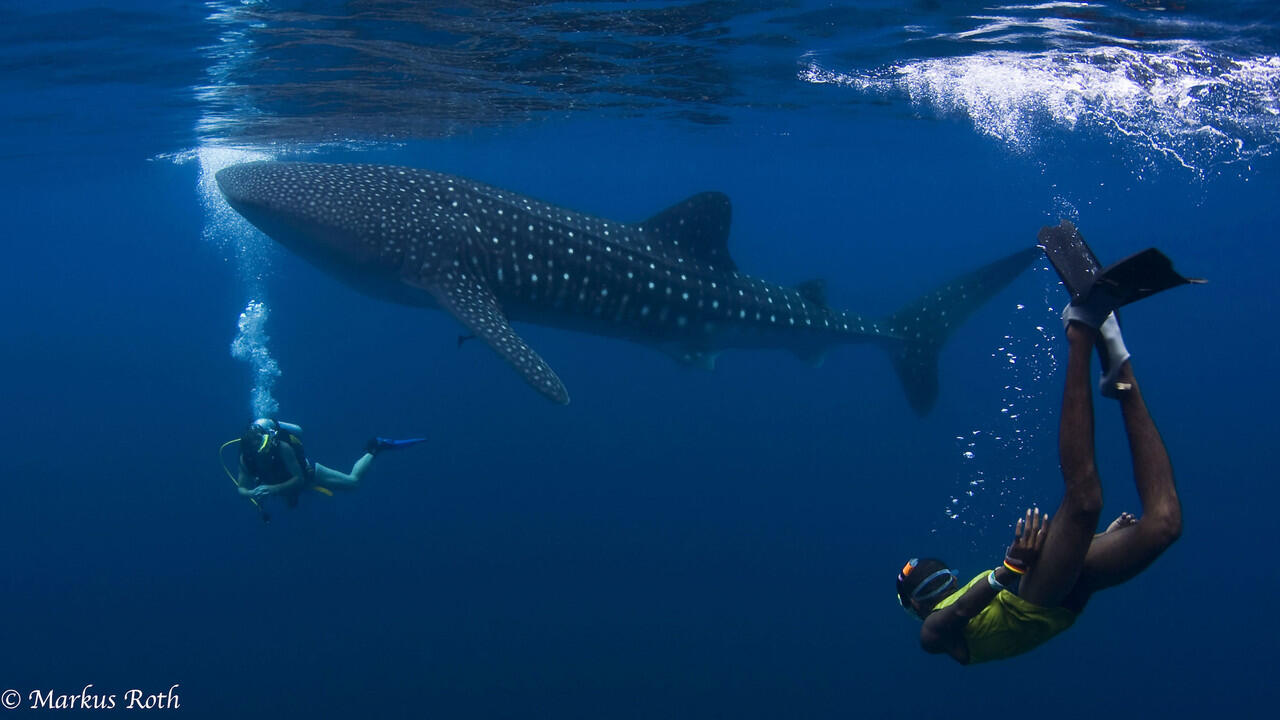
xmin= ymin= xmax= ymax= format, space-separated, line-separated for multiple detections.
xmin=216 ymin=161 xmax=1037 ymax=411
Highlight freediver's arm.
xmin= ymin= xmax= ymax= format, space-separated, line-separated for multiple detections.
xmin=920 ymin=508 xmax=1047 ymax=663
xmin=918 ymin=571 xmax=1005 ymax=663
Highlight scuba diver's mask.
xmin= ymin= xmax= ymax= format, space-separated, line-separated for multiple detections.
xmin=251 ymin=418 xmax=279 ymax=454
xmin=897 ymin=558 xmax=959 ymax=619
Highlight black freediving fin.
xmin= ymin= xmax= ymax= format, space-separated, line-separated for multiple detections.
xmin=1092 ymin=247 xmax=1206 ymax=306
xmin=1037 ymin=220 xmax=1102 ymax=302
xmin=412 ymin=271 xmax=570 ymax=405
xmin=1037 ymin=219 xmax=1205 ymax=308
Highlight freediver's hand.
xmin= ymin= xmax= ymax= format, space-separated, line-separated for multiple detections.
xmin=1005 ymin=507 xmax=1049 ymax=571
xmin=250 ymin=485 xmax=272 ymax=499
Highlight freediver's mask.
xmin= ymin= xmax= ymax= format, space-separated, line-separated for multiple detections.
xmin=896 ymin=558 xmax=959 ymax=618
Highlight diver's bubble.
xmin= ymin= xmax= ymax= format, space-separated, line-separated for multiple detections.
xmin=231 ymin=299 xmax=281 ymax=418
xmin=940 ymin=295 xmax=1059 ymax=549
xmin=173 ymin=144 xmax=282 ymax=418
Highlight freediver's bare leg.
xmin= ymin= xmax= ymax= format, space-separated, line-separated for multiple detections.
xmin=1070 ymin=360 xmax=1182 ymax=596
xmin=1018 ymin=322 xmax=1104 ymax=608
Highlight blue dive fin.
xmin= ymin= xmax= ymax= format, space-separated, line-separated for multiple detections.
xmin=367 ymin=437 xmax=426 ymax=454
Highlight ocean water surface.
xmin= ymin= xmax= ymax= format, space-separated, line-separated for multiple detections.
xmin=2 ymin=1 xmax=1278 ymax=717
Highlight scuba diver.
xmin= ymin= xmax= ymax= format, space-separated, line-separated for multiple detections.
xmin=895 ymin=221 xmax=1202 ymax=665
xmin=224 ymin=418 xmax=424 ymax=521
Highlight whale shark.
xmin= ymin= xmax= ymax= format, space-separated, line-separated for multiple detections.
xmin=216 ymin=161 xmax=1037 ymax=411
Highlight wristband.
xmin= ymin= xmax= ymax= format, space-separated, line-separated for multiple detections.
xmin=987 ymin=571 xmax=1006 ymax=592
xmin=1003 ymin=559 xmax=1027 ymax=575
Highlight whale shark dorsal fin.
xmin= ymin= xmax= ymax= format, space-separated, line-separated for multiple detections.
xmin=410 ymin=271 xmax=570 ymax=405
xmin=795 ymin=278 xmax=828 ymax=308
xmin=639 ymin=191 xmax=737 ymax=272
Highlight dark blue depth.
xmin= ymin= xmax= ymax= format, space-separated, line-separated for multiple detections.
xmin=1 ymin=3 xmax=1277 ymax=718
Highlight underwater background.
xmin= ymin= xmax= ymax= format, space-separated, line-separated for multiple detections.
xmin=2 ymin=1 xmax=1278 ymax=717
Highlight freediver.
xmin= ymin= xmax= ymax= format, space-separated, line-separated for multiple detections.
xmin=895 ymin=221 xmax=1202 ymax=664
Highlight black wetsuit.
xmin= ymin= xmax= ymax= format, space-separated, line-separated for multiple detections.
xmin=242 ymin=431 xmax=312 ymax=507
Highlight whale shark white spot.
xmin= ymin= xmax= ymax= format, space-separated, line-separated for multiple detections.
xmin=215 ymin=161 xmax=1038 ymax=411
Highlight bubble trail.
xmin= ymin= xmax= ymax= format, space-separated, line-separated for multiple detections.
xmin=933 ymin=264 xmax=1062 ymax=552
xmin=168 ymin=144 xmax=280 ymax=417
xmin=231 ymin=299 xmax=281 ymax=418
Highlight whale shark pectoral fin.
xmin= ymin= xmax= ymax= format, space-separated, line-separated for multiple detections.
xmin=686 ymin=349 xmax=719 ymax=370
xmin=411 ymin=273 xmax=570 ymax=405
xmin=658 ymin=344 xmax=719 ymax=370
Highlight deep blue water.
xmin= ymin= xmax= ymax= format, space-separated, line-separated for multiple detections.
xmin=3 ymin=1 xmax=1279 ymax=717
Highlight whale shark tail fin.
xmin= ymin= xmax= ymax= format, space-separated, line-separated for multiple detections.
xmin=884 ymin=247 xmax=1041 ymax=415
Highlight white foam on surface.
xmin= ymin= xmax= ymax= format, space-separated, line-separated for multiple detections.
xmin=802 ymin=43 xmax=1280 ymax=177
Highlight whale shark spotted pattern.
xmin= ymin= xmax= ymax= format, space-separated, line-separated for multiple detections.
xmin=216 ymin=161 xmax=1037 ymax=411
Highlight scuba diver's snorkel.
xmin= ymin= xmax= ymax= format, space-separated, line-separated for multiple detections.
xmin=251 ymin=418 xmax=279 ymax=454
